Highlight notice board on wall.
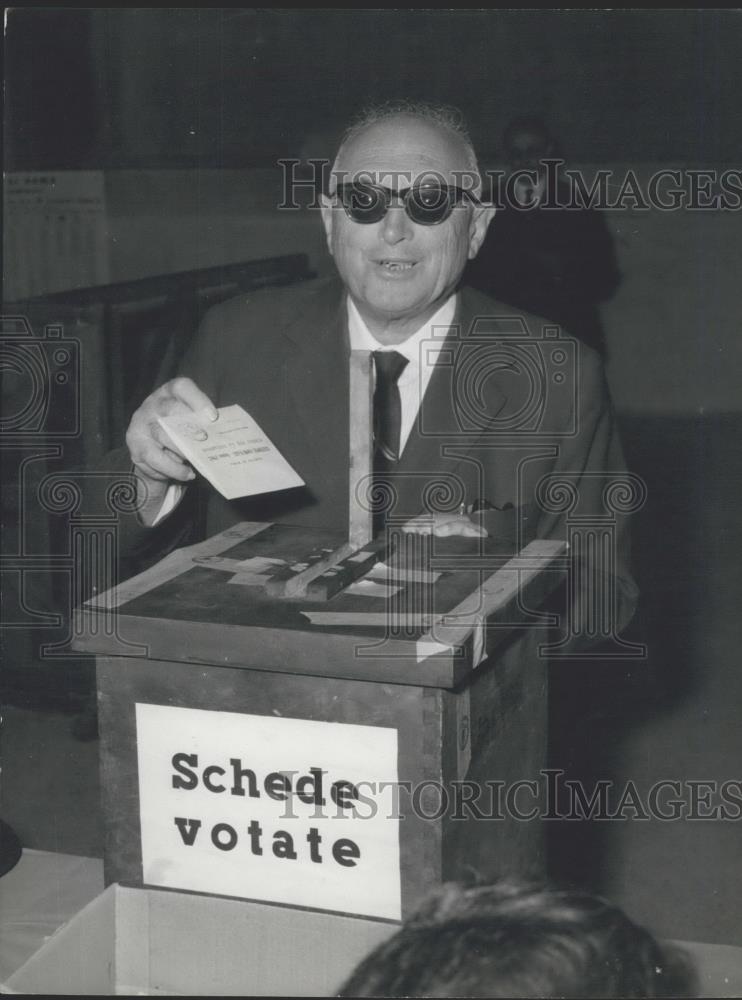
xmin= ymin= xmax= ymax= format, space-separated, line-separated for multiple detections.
xmin=3 ymin=171 xmax=109 ymax=301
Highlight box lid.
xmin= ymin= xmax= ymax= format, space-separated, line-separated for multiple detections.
xmin=73 ymin=521 xmax=565 ymax=688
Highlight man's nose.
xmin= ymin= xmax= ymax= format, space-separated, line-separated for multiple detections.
xmin=380 ymin=203 xmax=413 ymax=244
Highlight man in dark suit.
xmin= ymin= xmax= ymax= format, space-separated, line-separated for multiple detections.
xmin=465 ymin=116 xmax=621 ymax=357
xmin=115 ymin=102 xmax=637 ymax=640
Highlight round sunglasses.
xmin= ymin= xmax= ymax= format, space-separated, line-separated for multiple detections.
xmin=334 ymin=181 xmax=480 ymax=226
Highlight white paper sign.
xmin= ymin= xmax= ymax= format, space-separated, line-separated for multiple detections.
xmin=4 ymin=171 xmax=109 ymax=300
xmin=136 ymin=704 xmax=402 ymax=920
xmin=158 ymin=404 xmax=304 ymax=500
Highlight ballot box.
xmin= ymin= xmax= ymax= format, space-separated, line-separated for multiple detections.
xmin=4 ymin=883 xmax=396 ymax=996
xmin=72 ymin=519 xmax=565 ymax=931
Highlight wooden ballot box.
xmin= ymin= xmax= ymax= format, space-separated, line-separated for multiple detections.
xmin=73 ymin=519 xmax=566 ymax=926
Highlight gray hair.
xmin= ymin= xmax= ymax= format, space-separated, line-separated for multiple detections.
xmin=332 ymin=99 xmax=482 ymax=195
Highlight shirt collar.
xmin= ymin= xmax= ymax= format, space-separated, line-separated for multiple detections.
xmin=346 ymin=294 xmax=457 ymax=373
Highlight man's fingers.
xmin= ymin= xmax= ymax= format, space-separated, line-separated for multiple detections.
xmin=401 ymin=514 xmax=488 ymax=538
xmin=167 ymin=377 xmax=218 ymax=420
xmin=124 ymin=377 xmax=214 ymax=496
xmin=134 ymin=441 xmax=195 ymax=482
xmin=435 ymin=519 xmax=488 ymax=538
xmin=151 ymin=421 xmax=190 ymax=457
xmin=402 ymin=518 xmax=434 ymax=535
xmin=133 ymin=458 xmax=171 ymax=485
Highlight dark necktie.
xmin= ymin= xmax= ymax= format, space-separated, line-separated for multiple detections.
xmin=372 ymin=350 xmax=408 ymax=534
xmin=373 ymin=350 xmax=409 ymax=465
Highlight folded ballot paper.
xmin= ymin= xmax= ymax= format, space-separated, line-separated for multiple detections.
xmin=158 ymin=404 xmax=304 ymax=500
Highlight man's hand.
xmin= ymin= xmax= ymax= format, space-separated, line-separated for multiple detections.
xmin=125 ymin=377 xmax=217 ymax=522
xmin=402 ymin=511 xmax=488 ymax=538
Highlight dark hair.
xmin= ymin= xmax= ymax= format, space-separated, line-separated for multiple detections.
xmin=338 ymin=880 xmax=696 ymax=998
xmin=502 ymin=114 xmax=553 ymax=147
xmin=501 ymin=115 xmax=564 ymax=166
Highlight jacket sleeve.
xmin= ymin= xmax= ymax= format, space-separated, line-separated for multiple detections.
xmin=535 ymin=347 xmax=639 ymax=648
xmin=87 ymin=302 xmax=228 ymax=578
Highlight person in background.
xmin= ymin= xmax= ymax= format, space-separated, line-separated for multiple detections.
xmin=465 ymin=115 xmax=621 ymax=357
xmin=338 ymin=879 xmax=696 ymax=998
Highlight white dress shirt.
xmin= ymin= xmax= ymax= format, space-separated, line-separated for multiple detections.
xmin=150 ymin=292 xmax=458 ymax=525
xmin=346 ymin=293 xmax=457 ymax=454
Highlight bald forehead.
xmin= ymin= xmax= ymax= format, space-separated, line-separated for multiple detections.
xmin=334 ymin=115 xmax=472 ymax=185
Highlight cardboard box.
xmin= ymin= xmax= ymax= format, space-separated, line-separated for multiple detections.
xmin=3 ymin=883 xmax=396 ymax=996
xmin=75 ymin=532 xmax=562 ymax=923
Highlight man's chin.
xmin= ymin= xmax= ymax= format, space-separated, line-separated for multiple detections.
xmin=364 ymin=283 xmax=431 ymax=318
xmin=369 ymin=299 xmax=430 ymax=325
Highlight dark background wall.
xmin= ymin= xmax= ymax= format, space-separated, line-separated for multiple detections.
xmin=6 ymin=9 xmax=742 ymax=169
xmin=5 ymin=9 xmax=742 ymax=413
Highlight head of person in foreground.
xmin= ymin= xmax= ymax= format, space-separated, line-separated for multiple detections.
xmin=338 ymin=879 xmax=696 ymax=998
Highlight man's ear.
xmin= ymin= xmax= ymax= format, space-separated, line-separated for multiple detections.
xmin=319 ymin=193 xmax=335 ymax=257
xmin=468 ymin=204 xmax=496 ymax=260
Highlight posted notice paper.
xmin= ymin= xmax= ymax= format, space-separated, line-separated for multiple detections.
xmin=158 ymin=404 xmax=304 ymax=500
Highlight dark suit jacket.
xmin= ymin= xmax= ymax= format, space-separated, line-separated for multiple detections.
xmin=101 ymin=276 xmax=637 ymax=636
xmin=465 ymin=180 xmax=621 ymax=356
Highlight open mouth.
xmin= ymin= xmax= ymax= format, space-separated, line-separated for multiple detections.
xmin=377 ymin=259 xmax=417 ymax=272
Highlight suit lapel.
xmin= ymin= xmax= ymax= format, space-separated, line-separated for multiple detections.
xmin=392 ymin=288 xmax=511 ymax=515
xmin=278 ymin=280 xmax=517 ymax=524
